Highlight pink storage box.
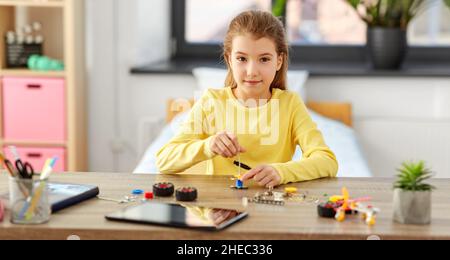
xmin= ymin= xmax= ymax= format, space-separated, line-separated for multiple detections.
xmin=2 ymin=77 xmax=66 ymax=142
xmin=3 ymin=147 xmax=66 ymax=173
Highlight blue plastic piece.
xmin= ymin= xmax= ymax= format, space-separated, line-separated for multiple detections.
xmin=132 ymin=189 xmax=144 ymax=195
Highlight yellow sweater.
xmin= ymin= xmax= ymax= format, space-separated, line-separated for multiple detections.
xmin=156 ymin=87 xmax=338 ymax=184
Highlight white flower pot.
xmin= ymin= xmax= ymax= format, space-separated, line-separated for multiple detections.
xmin=393 ymin=189 xmax=431 ymax=225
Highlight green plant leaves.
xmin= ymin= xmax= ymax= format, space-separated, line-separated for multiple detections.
xmin=394 ymin=161 xmax=435 ymax=191
xmin=345 ymin=0 xmax=440 ymax=29
xmin=272 ymin=0 xmax=287 ymax=17
xmin=348 ymin=0 xmax=361 ymax=9
xmin=445 ymin=0 xmax=450 ymax=8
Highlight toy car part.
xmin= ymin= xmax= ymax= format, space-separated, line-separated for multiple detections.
xmin=153 ymin=182 xmax=175 ymax=197
xmin=317 ymin=187 xmax=379 ymax=226
xmin=176 ymin=187 xmax=198 ymax=202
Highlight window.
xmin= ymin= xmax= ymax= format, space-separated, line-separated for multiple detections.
xmin=409 ymin=1 xmax=450 ymax=46
xmin=286 ymin=0 xmax=366 ymax=45
xmin=186 ymin=0 xmax=272 ymax=43
xmin=173 ymin=0 xmax=450 ymax=62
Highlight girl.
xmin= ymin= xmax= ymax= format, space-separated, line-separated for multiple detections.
xmin=157 ymin=10 xmax=338 ymax=187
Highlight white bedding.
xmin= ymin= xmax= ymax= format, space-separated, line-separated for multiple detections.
xmin=134 ymin=110 xmax=373 ymax=177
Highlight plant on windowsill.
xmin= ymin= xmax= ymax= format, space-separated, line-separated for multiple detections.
xmin=393 ymin=161 xmax=435 ymax=225
xmin=272 ymin=0 xmax=287 ymax=27
xmin=346 ymin=0 xmax=450 ymax=70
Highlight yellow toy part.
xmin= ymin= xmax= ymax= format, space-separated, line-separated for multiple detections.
xmin=366 ymin=214 xmax=376 ymax=226
xmin=335 ymin=209 xmax=346 ymax=222
xmin=284 ymin=187 xmax=298 ymax=194
xmin=329 ymin=195 xmax=344 ymax=203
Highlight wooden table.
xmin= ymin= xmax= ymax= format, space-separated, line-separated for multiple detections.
xmin=1 ymin=172 xmax=449 ymax=240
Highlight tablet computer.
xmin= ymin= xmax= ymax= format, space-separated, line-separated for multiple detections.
xmin=105 ymin=202 xmax=248 ymax=231
xmin=1 ymin=182 xmax=99 ymax=213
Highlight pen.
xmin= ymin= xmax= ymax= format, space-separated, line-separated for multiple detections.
xmin=1 ymin=152 xmax=15 ymax=177
xmin=0 ymin=153 xmax=29 ymax=197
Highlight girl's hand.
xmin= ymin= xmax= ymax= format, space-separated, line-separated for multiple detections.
xmin=210 ymin=131 xmax=246 ymax=158
xmin=240 ymin=165 xmax=281 ymax=188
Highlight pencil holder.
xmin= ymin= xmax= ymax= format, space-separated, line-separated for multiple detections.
xmin=9 ymin=176 xmax=51 ymax=225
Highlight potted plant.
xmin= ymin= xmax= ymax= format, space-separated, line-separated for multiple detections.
xmin=346 ymin=0 xmax=450 ymax=70
xmin=272 ymin=0 xmax=287 ymax=27
xmin=393 ymin=161 xmax=434 ymax=225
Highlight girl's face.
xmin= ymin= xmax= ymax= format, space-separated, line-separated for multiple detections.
xmin=229 ymin=34 xmax=283 ymax=98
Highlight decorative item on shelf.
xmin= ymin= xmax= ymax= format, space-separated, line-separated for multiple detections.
xmin=393 ymin=160 xmax=434 ymax=225
xmin=345 ymin=0 xmax=450 ymax=70
xmin=4 ymin=22 xmax=44 ymax=68
xmin=27 ymin=55 xmax=64 ymax=72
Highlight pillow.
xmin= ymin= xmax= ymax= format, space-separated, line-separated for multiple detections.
xmin=134 ymin=109 xmax=372 ymax=177
xmin=192 ymin=67 xmax=309 ymax=99
xmin=133 ymin=111 xmax=194 ymax=174
xmin=133 ymin=123 xmax=174 ymax=174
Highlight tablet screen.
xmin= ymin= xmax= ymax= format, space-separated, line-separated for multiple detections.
xmin=105 ymin=202 xmax=248 ymax=231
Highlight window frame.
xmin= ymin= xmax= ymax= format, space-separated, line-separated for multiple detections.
xmin=171 ymin=0 xmax=450 ymax=63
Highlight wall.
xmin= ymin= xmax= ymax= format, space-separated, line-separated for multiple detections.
xmin=86 ymin=0 xmax=450 ymax=178
xmin=307 ymin=77 xmax=450 ymax=178
xmin=87 ymin=0 xmax=197 ymax=172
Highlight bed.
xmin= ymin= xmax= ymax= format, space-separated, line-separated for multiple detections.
xmin=134 ymin=68 xmax=372 ymax=177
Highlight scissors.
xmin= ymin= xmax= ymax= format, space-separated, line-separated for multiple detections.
xmin=15 ymin=160 xmax=34 ymax=179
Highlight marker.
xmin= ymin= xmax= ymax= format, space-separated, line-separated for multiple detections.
xmin=21 ymin=157 xmax=58 ymax=220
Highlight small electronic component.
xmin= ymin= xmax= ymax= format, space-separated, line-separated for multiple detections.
xmin=246 ymin=187 xmax=320 ymax=206
xmin=97 ymin=195 xmax=136 ymax=204
xmin=230 ymin=179 xmax=248 ymax=190
xmin=176 ymin=187 xmax=198 ymax=202
xmin=248 ymin=187 xmax=285 ymax=206
xmin=153 ymin=182 xmax=175 ymax=197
